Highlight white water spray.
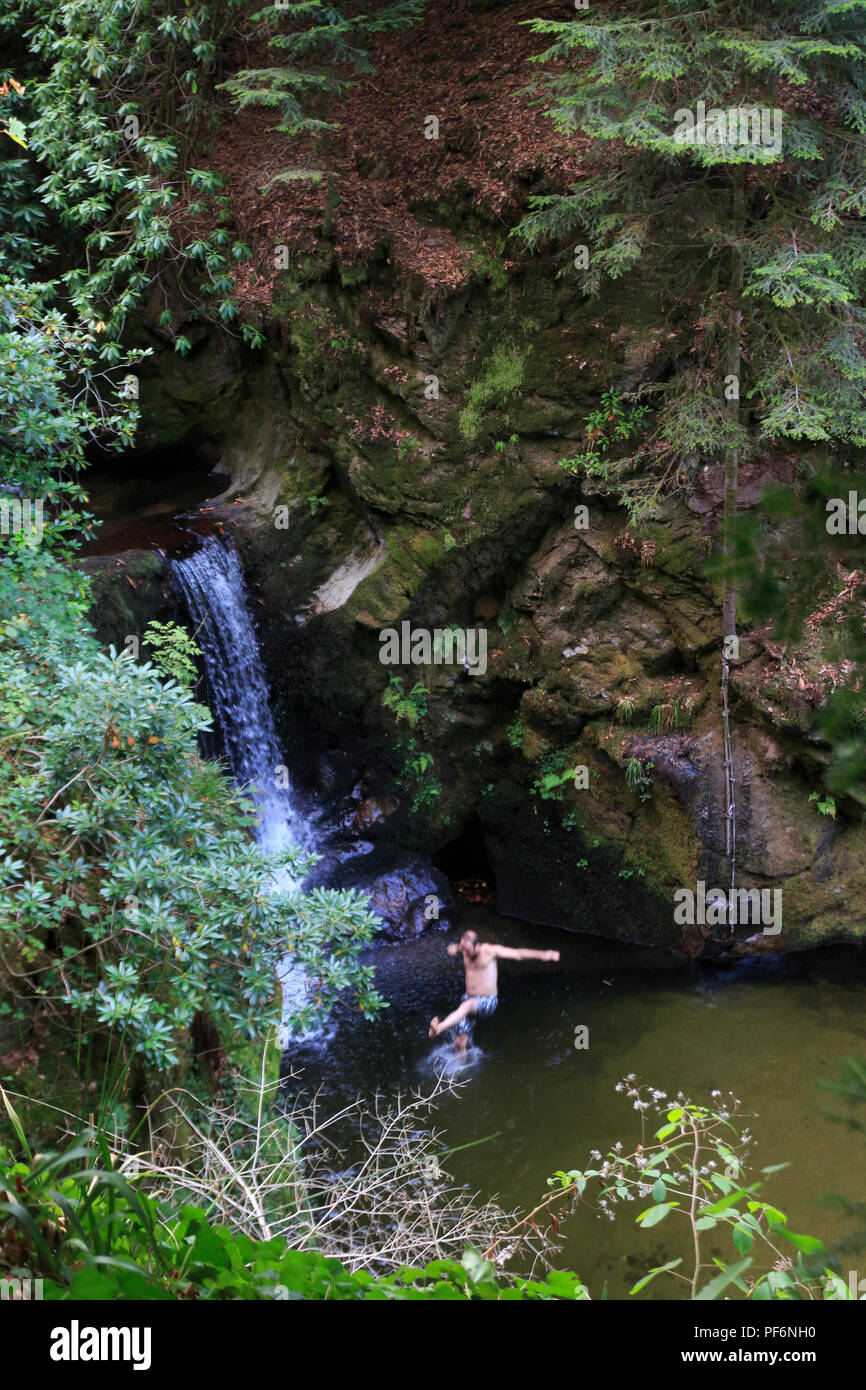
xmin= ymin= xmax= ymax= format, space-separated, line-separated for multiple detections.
xmin=174 ymin=536 xmax=314 ymax=1041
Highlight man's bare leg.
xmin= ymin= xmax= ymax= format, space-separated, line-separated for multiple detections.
xmin=428 ymin=997 xmax=475 ymax=1038
xmin=453 ymin=1031 xmax=469 ymax=1055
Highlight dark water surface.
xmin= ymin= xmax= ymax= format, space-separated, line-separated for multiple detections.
xmin=79 ymin=446 xmax=227 ymax=554
xmin=285 ymin=909 xmax=866 ymax=1297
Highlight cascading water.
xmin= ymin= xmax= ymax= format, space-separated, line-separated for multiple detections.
xmin=173 ymin=535 xmax=314 ymax=1042
xmin=174 ymin=536 xmax=305 ymax=856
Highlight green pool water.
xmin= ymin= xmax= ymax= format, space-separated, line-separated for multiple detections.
xmin=284 ymin=908 xmax=866 ymax=1298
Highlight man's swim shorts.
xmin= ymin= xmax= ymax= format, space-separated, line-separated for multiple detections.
xmin=455 ymin=992 xmax=498 ymax=1036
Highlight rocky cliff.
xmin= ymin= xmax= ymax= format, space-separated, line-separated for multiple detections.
xmin=85 ymin=0 xmax=866 ymax=956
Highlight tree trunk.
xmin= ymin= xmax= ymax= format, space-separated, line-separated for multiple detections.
xmin=191 ymin=1009 xmax=226 ymax=1092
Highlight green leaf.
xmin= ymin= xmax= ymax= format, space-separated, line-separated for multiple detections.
xmin=779 ymin=1229 xmax=824 ymax=1255
xmin=3 ymin=117 xmax=28 ymax=148
xmin=636 ymin=1202 xmax=678 ymax=1227
xmin=0 ymin=1086 xmax=31 ymax=1160
xmin=700 ymin=1186 xmax=755 ymax=1217
xmin=732 ymin=1224 xmax=754 ymax=1256
xmin=629 ymin=1258 xmax=682 ymax=1295
xmin=695 ymin=1258 xmax=753 ymax=1300
xmin=461 ymin=1245 xmax=494 ymax=1286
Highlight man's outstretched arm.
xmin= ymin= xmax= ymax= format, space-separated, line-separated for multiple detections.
xmin=492 ymin=945 xmax=560 ymax=962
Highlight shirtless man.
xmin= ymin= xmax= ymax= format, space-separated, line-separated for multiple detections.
xmin=428 ymin=929 xmax=560 ymax=1053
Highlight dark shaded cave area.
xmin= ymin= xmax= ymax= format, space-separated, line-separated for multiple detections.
xmin=434 ymin=816 xmax=498 ymax=905
xmin=79 ymin=437 xmax=228 ymax=556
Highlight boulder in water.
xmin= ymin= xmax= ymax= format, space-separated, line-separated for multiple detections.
xmin=365 ymin=862 xmax=453 ymax=940
xmin=345 ymin=795 xmax=399 ymax=832
xmin=317 ymin=844 xmax=454 ymax=941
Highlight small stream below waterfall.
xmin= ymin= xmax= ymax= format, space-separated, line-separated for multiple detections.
xmin=91 ymin=498 xmax=866 ymax=1299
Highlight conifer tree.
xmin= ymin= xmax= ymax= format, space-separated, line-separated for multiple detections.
xmin=517 ymin=0 xmax=866 ymax=874
xmin=518 ymin=0 xmax=866 ymax=645
xmin=221 ymin=0 xmax=425 ymax=145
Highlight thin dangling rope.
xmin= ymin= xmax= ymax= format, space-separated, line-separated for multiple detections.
xmin=721 ymin=650 xmax=737 ymax=918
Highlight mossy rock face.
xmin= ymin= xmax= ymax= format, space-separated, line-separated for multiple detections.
xmin=104 ymin=220 xmax=866 ymax=955
xmin=78 ymin=551 xmax=169 ymax=650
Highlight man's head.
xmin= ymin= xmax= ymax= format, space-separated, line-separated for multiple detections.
xmin=460 ymin=929 xmax=481 ymax=959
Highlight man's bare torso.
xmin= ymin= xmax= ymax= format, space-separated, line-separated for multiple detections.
xmin=463 ymin=944 xmax=498 ymax=997
xmin=431 ymin=936 xmax=559 ymax=1046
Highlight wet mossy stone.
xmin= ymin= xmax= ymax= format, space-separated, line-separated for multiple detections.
xmin=77 ymin=550 xmax=168 ymax=651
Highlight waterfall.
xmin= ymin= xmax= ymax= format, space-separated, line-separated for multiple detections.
xmin=173 ymin=535 xmax=313 ymax=1042
xmin=174 ymin=536 xmax=305 ymax=856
